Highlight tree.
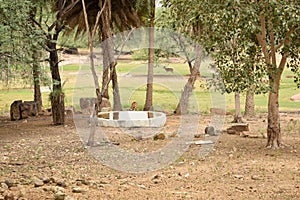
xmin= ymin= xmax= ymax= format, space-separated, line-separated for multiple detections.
xmin=253 ymin=1 xmax=300 ymax=148
xmin=30 ymin=0 xmax=81 ymax=125
xmin=160 ymin=1 xmax=206 ymax=114
xmin=63 ymin=0 xmax=145 ymax=112
xmin=0 ymin=0 xmax=45 ymax=112
xmin=163 ymin=0 xmax=300 ymax=148
xmin=81 ymin=0 xmax=106 ymax=112
xmin=144 ymin=0 xmax=156 ymax=111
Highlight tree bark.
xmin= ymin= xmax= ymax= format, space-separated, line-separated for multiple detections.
xmin=144 ymin=0 xmax=155 ymax=111
xmin=101 ymin=0 xmax=122 ymax=111
xmin=232 ymin=92 xmax=243 ymax=123
xmin=244 ymin=90 xmax=255 ymax=117
xmin=48 ymin=30 xmax=65 ymax=125
xmin=266 ymin=76 xmax=282 ymax=148
xmin=32 ymin=51 xmax=42 ymax=113
xmin=174 ymin=45 xmax=201 ymax=115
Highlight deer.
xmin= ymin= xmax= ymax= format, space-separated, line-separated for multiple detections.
xmin=163 ymin=66 xmax=174 ymax=73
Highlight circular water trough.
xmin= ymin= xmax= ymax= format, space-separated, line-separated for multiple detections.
xmin=97 ymin=111 xmax=166 ymax=128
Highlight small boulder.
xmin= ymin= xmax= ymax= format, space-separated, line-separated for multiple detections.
xmin=227 ymin=124 xmax=249 ymax=134
xmin=154 ymin=133 xmax=165 ymax=140
xmin=205 ymin=126 xmax=216 ymax=136
xmin=54 ymin=191 xmax=66 ymax=200
xmin=290 ymin=93 xmax=300 ymax=102
xmin=33 ymin=178 xmax=44 ymax=187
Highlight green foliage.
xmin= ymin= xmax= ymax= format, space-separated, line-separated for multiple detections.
xmin=0 ymin=0 xmax=48 ymax=88
xmin=160 ymin=0 xmax=300 ymax=93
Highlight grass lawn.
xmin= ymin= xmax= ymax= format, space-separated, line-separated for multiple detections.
xmin=0 ymin=60 xmax=299 ymax=115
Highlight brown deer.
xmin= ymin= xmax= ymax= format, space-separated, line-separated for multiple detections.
xmin=163 ymin=66 xmax=174 ymax=73
xmin=131 ymin=101 xmax=138 ymax=111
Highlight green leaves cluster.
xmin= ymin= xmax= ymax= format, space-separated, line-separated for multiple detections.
xmin=160 ymin=0 xmax=300 ymax=92
xmin=0 ymin=0 xmax=46 ymax=87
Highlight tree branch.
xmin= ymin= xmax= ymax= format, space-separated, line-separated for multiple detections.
xmin=274 ymin=26 xmax=295 ymax=52
xmin=268 ymin=18 xmax=276 ymax=68
xmin=256 ymin=13 xmax=270 ymax=64
xmin=92 ymin=0 xmax=107 ymax=38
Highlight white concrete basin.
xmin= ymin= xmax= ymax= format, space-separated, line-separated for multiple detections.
xmin=97 ymin=111 xmax=166 ymax=128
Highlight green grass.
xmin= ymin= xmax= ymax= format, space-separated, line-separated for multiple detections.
xmin=0 ymin=60 xmax=299 ymax=115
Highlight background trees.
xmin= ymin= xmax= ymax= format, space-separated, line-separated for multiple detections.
xmin=161 ymin=0 xmax=300 ymax=148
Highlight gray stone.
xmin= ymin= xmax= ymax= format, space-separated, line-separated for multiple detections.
xmin=56 ymin=180 xmax=67 ymax=188
xmin=34 ymin=178 xmax=44 ymax=187
xmin=4 ymin=180 xmax=14 ymax=188
xmin=72 ymin=187 xmax=85 ymax=193
xmin=54 ymin=191 xmax=66 ymax=200
xmin=3 ymin=192 xmax=14 ymax=200
xmin=205 ymin=126 xmax=216 ymax=136
xmin=1 ymin=183 xmax=8 ymax=191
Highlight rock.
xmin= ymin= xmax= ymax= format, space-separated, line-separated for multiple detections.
xmin=205 ymin=126 xmax=216 ymax=136
xmin=233 ymin=174 xmax=244 ymax=179
xmin=72 ymin=187 xmax=85 ymax=193
xmin=4 ymin=180 xmax=14 ymax=188
xmin=54 ymin=191 xmax=66 ymax=200
xmin=10 ymin=100 xmax=23 ymax=120
xmin=43 ymin=186 xmax=65 ymax=193
xmin=20 ymin=101 xmax=38 ymax=119
xmin=1 ymin=183 xmax=8 ymax=191
xmin=227 ymin=130 xmax=236 ymax=135
xmin=56 ymin=180 xmax=67 ymax=188
xmin=227 ymin=124 xmax=249 ymax=134
xmin=290 ymin=93 xmax=300 ymax=102
xmin=153 ymin=133 xmax=165 ymax=140
xmin=42 ymin=177 xmax=51 ymax=184
xmin=251 ymin=175 xmax=261 ymax=180
xmin=65 ymin=196 xmax=76 ymax=200
xmin=194 ymin=134 xmax=202 ymax=138
xmin=3 ymin=192 xmax=14 ymax=200
xmin=137 ymin=184 xmax=146 ymax=189
xmin=240 ymin=131 xmax=250 ymax=137
xmin=33 ymin=178 xmax=44 ymax=187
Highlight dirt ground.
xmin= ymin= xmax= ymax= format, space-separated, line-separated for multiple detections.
xmin=0 ymin=112 xmax=299 ymax=200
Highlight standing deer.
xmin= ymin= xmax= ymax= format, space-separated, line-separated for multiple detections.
xmin=163 ymin=66 xmax=174 ymax=73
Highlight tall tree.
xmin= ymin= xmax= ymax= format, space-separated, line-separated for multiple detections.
xmin=144 ymin=0 xmax=155 ymax=111
xmin=163 ymin=0 xmax=300 ymax=148
xmin=31 ymin=0 xmax=81 ymax=125
xmin=63 ymin=0 xmax=145 ymax=112
xmin=0 ymin=0 xmax=45 ymax=112
xmin=253 ymin=1 xmax=300 ymax=148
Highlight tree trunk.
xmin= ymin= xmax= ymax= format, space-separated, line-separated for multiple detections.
xmin=32 ymin=51 xmax=42 ymax=113
xmin=111 ymin=62 xmax=122 ymax=111
xmin=244 ymin=90 xmax=255 ymax=117
xmin=232 ymin=92 xmax=243 ymax=123
xmin=144 ymin=0 xmax=155 ymax=111
xmin=48 ymin=33 xmax=65 ymax=125
xmin=174 ymin=45 xmax=201 ymax=115
xmin=266 ymin=77 xmax=282 ymax=148
xmin=101 ymin=0 xmax=122 ymax=111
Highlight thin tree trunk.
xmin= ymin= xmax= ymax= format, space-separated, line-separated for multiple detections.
xmin=174 ymin=45 xmax=201 ymax=115
xmin=48 ymin=31 xmax=65 ymax=125
xmin=47 ymin=25 xmax=65 ymax=125
xmin=244 ymin=90 xmax=255 ymax=117
xmin=32 ymin=51 xmax=42 ymax=112
xmin=100 ymin=0 xmax=122 ymax=110
xmin=266 ymin=76 xmax=282 ymax=148
xmin=232 ymin=92 xmax=243 ymax=123
xmin=144 ymin=0 xmax=155 ymax=111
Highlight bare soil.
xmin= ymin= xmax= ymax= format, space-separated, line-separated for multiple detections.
xmin=0 ymin=113 xmax=299 ymax=200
